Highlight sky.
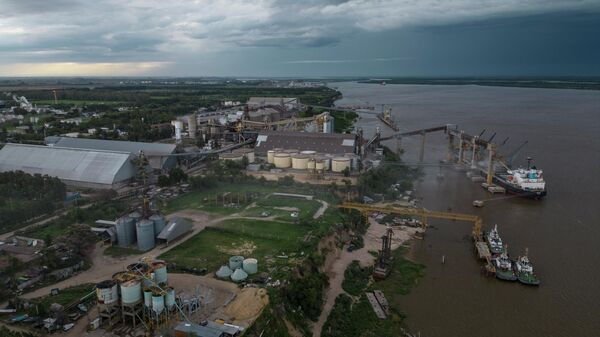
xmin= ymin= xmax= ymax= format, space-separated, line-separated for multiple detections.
xmin=0 ymin=0 xmax=599 ymax=77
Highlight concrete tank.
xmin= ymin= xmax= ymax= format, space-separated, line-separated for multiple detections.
xmin=143 ymin=289 xmax=152 ymax=307
xmin=291 ymin=155 xmax=309 ymax=170
xmin=315 ymin=161 xmax=325 ymax=171
xmin=300 ymin=150 xmax=317 ymax=156
xmin=152 ymin=294 xmax=164 ymax=314
xmin=231 ymin=268 xmax=248 ymax=282
xmin=116 ymin=216 xmax=136 ymax=247
xmin=149 ymin=214 xmax=166 ymax=237
xmin=242 ymin=258 xmax=258 ymax=274
xmin=152 ymin=261 xmax=168 ymax=284
xmin=229 ymin=256 xmax=244 ymax=270
xmin=332 ymin=157 xmax=351 ymax=173
xmin=267 ymin=150 xmax=276 ymax=164
xmin=96 ymin=280 xmax=118 ymax=305
xmin=165 ymin=288 xmax=176 ymax=310
xmin=136 ymin=219 xmax=155 ymax=251
xmin=274 ymin=153 xmax=291 ymax=168
xmin=216 ymin=265 xmax=233 ymax=279
xmin=188 ymin=112 xmax=197 ymax=139
xmin=307 ymin=159 xmax=316 ymax=171
xmin=120 ymin=279 xmax=142 ymax=305
xmin=235 ymin=148 xmax=255 ymax=163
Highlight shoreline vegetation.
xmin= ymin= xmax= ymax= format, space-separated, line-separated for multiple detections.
xmin=356 ymin=77 xmax=600 ymax=90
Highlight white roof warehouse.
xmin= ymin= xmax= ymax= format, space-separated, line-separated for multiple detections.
xmin=0 ymin=143 xmax=137 ymax=189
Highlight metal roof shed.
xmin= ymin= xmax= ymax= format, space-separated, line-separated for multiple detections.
xmin=157 ymin=217 xmax=192 ymax=244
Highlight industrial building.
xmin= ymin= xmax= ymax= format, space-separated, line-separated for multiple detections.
xmin=254 ymin=130 xmax=357 ymax=155
xmin=45 ymin=136 xmax=177 ymax=170
xmin=0 ymin=143 xmax=137 ymax=189
xmin=157 ymin=217 xmax=193 ymax=245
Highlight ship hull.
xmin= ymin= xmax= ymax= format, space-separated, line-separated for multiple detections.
xmin=377 ymin=114 xmax=399 ymax=131
xmin=493 ymin=175 xmax=547 ymax=199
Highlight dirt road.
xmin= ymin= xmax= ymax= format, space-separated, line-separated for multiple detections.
xmin=312 ymin=219 xmax=420 ymax=337
xmin=313 ymin=200 xmax=329 ymax=219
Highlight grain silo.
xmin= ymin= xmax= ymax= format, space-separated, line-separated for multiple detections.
xmin=165 ymin=288 xmax=176 ymax=310
xmin=229 ymin=256 xmax=244 ymax=270
xmin=129 ymin=211 xmax=142 ymax=224
xmin=151 ymin=261 xmax=168 ymax=284
xmin=267 ymin=150 xmax=276 ymax=164
xmin=315 ymin=160 xmax=325 ymax=172
xmin=235 ymin=148 xmax=255 ymax=163
xmin=143 ymin=289 xmax=152 ymax=307
xmin=274 ymin=153 xmax=291 ymax=168
xmin=188 ymin=112 xmax=197 ymax=139
xmin=116 ymin=216 xmax=136 ymax=247
xmin=96 ymin=280 xmax=119 ymax=305
xmin=231 ymin=268 xmax=248 ymax=282
xmin=120 ymin=278 xmax=142 ymax=305
xmin=307 ymin=159 xmax=316 ymax=171
xmin=332 ymin=157 xmax=351 ymax=173
xmin=345 ymin=153 xmax=360 ymax=171
xmin=136 ymin=219 xmax=155 ymax=251
xmin=291 ymin=154 xmax=309 ymax=170
xmin=152 ymin=293 xmax=164 ymax=314
xmin=149 ymin=214 xmax=166 ymax=237
xmin=242 ymin=258 xmax=258 ymax=274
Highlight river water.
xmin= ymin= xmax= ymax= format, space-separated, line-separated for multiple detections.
xmin=332 ymin=82 xmax=600 ymax=337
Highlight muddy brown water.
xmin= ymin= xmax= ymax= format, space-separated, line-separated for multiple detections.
xmin=332 ymin=82 xmax=600 ymax=337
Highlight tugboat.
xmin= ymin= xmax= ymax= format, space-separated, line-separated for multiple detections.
xmin=486 ymin=224 xmax=503 ymax=254
xmin=494 ymin=157 xmax=547 ymax=199
xmin=493 ymin=246 xmax=517 ymax=281
xmin=513 ymin=248 xmax=541 ymax=286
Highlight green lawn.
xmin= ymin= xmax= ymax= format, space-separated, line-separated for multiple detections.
xmin=159 ymin=219 xmax=313 ymax=275
xmin=22 ymin=222 xmax=72 ymax=241
xmin=32 ymin=283 xmax=95 ymax=312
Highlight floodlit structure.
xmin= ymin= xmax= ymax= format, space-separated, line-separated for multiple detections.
xmin=0 ymin=144 xmax=136 ymax=189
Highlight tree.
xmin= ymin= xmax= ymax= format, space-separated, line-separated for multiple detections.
xmin=342 ymin=167 xmax=350 ymax=177
xmin=157 ymin=175 xmax=171 ymax=187
xmin=168 ymin=167 xmax=187 ymax=184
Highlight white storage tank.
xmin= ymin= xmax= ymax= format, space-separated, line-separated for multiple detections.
xmin=149 ymin=214 xmax=166 ymax=237
xmin=315 ymin=161 xmax=325 ymax=171
xmin=235 ymin=148 xmax=255 ymax=163
xmin=267 ymin=150 xmax=276 ymax=164
xmin=116 ymin=216 xmax=136 ymax=247
xmin=152 ymin=261 xmax=168 ymax=284
xmin=143 ymin=289 xmax=152 ymax=307
xmin=136 ymin=219 xmax=155 ymax=251
xmin=291 ymin=154 xmax=309 ymax=170
xmin=242 ymin=258 xmax=258 ymax=274
xmin=307 ymin=159 xmax=316 ymax=171
xmin=216 ymin=265 xmax=233 ymax=279
xmin=274 ymin=153 xmax=291 ymax=168
xmin=152 ymin=294 xmax=165 ymax=314
xmin=96 ymin=280 xmax=118 ymax=305
xmin=231 ymin=268 xmax=248 ymax=282
xmin=315 ymin=155 xmax=331 ymax=171
xmin=165 ymin=288 xmax=176 ymax=310
xmin=332 ymin=157 xmax=351 ymax=173
xmin=229 ymin=256 xmax=245 ymax=270
xmin=300 ymin=150 xmax=317 ymax=156
xmin=120 ymin=279 xmax=142 ymax=305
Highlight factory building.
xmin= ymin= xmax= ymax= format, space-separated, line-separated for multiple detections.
xmin=45 ymin=137 xmax=177 ymax=170
xmin=0 ymin=143 xmax=137 ymax=189
xmin=254 ymin=131 xmax=357 ymax=155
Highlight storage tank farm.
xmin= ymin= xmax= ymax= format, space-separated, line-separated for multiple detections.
xmin=98 ymin=259 xmax=179 ymax=329
xmin=266 ymin=148 xmax=359 ymax=174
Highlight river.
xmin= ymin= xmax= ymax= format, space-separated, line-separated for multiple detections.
xmin=332 ymin=82 xmax=600 ymax=337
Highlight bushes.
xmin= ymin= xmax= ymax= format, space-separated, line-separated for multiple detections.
xmin=342 ymin=261 xmax=373 ymax=296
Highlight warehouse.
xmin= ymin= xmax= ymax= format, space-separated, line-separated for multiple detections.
xmin=0 ymin=143 xmax=137 ymax=189
xmin=45 ymin=136 xmax=177 ymax=170
xmin=157 ymin=217 xmax=193 ymax=245
xmin=254 ymin=130 xmax=357 ymax=154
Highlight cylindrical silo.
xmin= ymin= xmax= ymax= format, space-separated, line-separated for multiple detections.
xmin=235 ymin=148 xmax=255 ymax=163
xmin=231 ymin=268 xmax=248 ymax=282
xmin=315 ymin=161 xmax=325 ymax=171
xmin=149 ymin=214 xmax=166 ymax=237
xmin=267 ymin=150 xmax=276 ymax=164
xmin=116 ymin=216 xmax=135 ymax=247
xmin=284 ymin=149 xmax=299 ymax=155
xmin=216 ymin=265 xmax=233 ymax=279
xmin=229 ymin=256 xmax=244 ymax=270
xmin=172 ymin=120 xmax=183 ymax=143
xmin=120 ymin=279 xmax=142 ymax=305
xmin=274 ymin=153 xmax=291 ymax=168
xmin=242 ymin=258 xmax=258 ymax=274
xmin=152 ymin=294 xmax=164 ymax=314
xmin=300 ymin=150 xmax=316 ymax=156
xmin=96 ymin=280 xmax=119 ymax=305
xmin=345 ymin=153 xmax=359 ymax=171
xmin=307 ymin=159 xmax=316 ymax=171
xmin=188 ymin=112 xmax=197 ymax=139
xmin=152 ymin=261 xmax=168 ymax=284
xmin=332 ymin=157 xmax=351 ymax=173
xmin=143 ymin=289 xmax=152 ymax=307
xmin=165 ymin=288 xmax=176 ymax=310
xmin=291 ymin=154 xmax=308 ymax=170
xmin=136 ymin=219 xmax=155 ymax=251
xmin=129 ymin=211 xmax=142 ymax=224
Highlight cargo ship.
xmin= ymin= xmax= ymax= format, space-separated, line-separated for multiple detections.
xmin=493 ymin=247 xmax=517 ymax=281
xmin=494 ymin=158 xmax=547 ymax=199
xmin=377 ymin=106 xmax=399 ymax=131
xmin=485 ymin=224 xmax=503 ymax=255
xmin=512 ymin=248 xmax=540 ymax=286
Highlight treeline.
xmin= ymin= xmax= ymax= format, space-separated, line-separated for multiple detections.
xmin=0 ymin=171 xmax=66 ymax=233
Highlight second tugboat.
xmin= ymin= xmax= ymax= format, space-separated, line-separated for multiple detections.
xmin=513 ymin=248 xmax=541 ymax=286
xmin=486 ymin=224 xmax=503 ymax=254
xmin=493 ymin=246 xmax=517 ymax=281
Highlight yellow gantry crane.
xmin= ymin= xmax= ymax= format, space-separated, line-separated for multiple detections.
xmin=338 ymin=202 xmax=483 ymax=238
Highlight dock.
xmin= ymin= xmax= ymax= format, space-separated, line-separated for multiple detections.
xmin=373 ymin=290 xmax=389 ymax=315
xmin=365 ymin=292 xmax=387 ymax=319
xmin=474 ymin=240 xmax=496 ymax=274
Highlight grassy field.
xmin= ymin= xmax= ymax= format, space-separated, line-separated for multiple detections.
xmin=159 ymin=218 xmax=314 ymax=276
xmin=31 ymin=99 xmax=124 ymax=105
xmin=21 ymin=222 xmax=72 ymax=241
xmin=31 ymin=283 xmax=95 ymax=313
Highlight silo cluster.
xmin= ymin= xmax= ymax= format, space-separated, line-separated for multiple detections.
xmin=114 ymin=212 xmax=167 ymax=252
xmin=216 ymin=255 xmax=259 ymax=282
xmin=265 ymin=148 xmax=360 ymax=173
